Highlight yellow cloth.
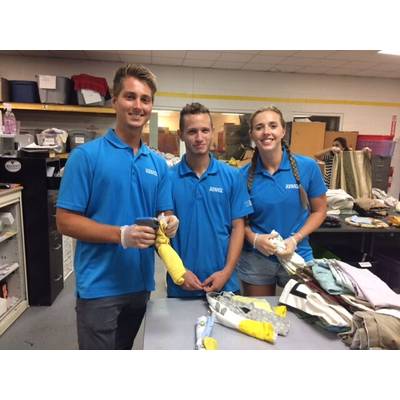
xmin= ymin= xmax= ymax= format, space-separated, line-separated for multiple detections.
xmin=238 ymin=320 xmax=277 ymax=343
xmin=155 ymin=221 xmax=186 ymax=285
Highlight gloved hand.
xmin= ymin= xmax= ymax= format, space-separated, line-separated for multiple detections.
xmin=120 ymin=224 xmax=156 ymax=249
xmin=254 ymin=232 xmax=279 ymax=256
xmin=276 ymin=236 xmax=297 ymax=260
xmin=162 ymin=214 xmax=179 ymax=238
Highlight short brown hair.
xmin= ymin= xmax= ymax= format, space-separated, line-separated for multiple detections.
xmin=113 ymin=64 xmax=157 ymax=100
xmin=179 ymin=102 xmax=212 ymax=132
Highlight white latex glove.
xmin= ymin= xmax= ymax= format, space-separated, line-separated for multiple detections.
xmin=120 ymin=224 xmax=156 ymax=249
xmin=159 ymin=214 xmax=179 ymax=238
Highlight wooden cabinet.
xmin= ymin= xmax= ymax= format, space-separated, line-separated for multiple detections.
xmin=0 ymin=187 xmax=28 ymax=335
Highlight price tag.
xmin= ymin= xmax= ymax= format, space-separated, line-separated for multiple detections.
xmin=74 ymin=136 xmax=85 ymax=144
xmin=43 ymin=137 xmax=56 ymax=146
xmin=81 ymin=89 xmax=102 ymax=104
xmin=38 ymin=75 xmax=57 ymax=90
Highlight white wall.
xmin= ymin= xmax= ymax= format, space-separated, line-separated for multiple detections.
xmin=1 ymin=54 xmax=399 ymax=197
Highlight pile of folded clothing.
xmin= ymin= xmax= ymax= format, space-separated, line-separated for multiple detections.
xmin=354 ymin=197 xmax=390 ymax=218
xmin=345 ymin=215 xmax=389 ymax=228
xmin=278 ymin=258 xmax=400 ymax=349
xmin=326 ymin=189 xmax=354 ymax=215
xmin=372 ymin=188 xmax=399 ymax=208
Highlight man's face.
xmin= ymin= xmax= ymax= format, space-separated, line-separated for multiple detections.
xmin=179 ymin=113 xmax=213 ymax=156
xmin=112 ymin=76 xmax=153 ymax=131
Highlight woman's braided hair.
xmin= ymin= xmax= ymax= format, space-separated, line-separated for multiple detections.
xmin=247 ymin=106 xmax=310 ymax=210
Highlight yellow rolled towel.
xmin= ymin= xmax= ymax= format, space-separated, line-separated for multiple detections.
xmin=155 ymin=220 xmax=186 ymax=286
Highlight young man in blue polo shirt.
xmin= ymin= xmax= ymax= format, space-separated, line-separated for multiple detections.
xmin=167 ymin=103 xmax=253 ymax=298
xmin=56 ymin=64 xmax=179 ymax=350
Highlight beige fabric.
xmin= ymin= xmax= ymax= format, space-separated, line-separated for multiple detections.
xmin=330 ymin=151 xmax=372 ymax=199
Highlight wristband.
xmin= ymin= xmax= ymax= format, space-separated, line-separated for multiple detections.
xmin=253 ymin=233 xmax=259 ymax=249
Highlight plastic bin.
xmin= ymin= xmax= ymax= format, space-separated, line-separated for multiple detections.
xmin=38 ymin=76 xmax=75 ymax=105
xmin=68 ymin=130 xmax=96 ymax=150
xmin=356 ymin=135 xmax=397 ymax=157
xmin=9 ymin=80 xmax=40 ymax=103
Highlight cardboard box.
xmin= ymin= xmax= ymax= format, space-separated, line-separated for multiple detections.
xmin=290 ymin=122 xmax=326 ymax=157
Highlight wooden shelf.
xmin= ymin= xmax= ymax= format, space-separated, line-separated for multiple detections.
xmin=0 ymin=102 xmax=115 ymax=115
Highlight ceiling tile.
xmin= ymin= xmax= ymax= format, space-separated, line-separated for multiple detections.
xmin=85 ymin=51 xmax=122 ymax=61
xmin=185 ymin=50 xmax=221 ymax=60
xmin=241 ymin=63 xmax=274 ymax=71
xmin=250 ymin=54 xmax=288 ymax=64
xmin=48 ymin=51 xmax=90 ymax=59
xmin=151 ymin=57 xmax=183 ymax=66
xmin=120 ymin=55 xmax=152 ymax=64
xmin=273 ymin=64 xmax=307 ymax=73
xmin=325 ymin=50 xmax=379 ymax=61
xmin=216 ymin=51 xmax=256 ymax=62
xmin=292 ymin=50 xmax=337 ymax=58
xmin=182 ymin=59 xmax=214 ymax=67
xmin=211 ymin=61 xmax=246 ymax=69
xmin=258 ymin=50 xmax=298 ymax=57
xmin=151 ymin=50 xmax=187 ymax=59
xmin=118 ymin=50 xmax=152 ymax=57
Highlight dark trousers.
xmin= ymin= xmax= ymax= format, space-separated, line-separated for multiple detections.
xmin=76 ymin=291 xmax=150 ymax=350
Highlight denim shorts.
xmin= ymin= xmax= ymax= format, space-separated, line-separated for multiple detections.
xmin=236 ymin=250 xmax=290 ymax=287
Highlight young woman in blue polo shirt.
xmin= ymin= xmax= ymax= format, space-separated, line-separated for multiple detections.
xmin=237 ymin=106 xmax=327 ymax=296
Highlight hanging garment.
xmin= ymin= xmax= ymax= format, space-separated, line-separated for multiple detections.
xmin=330 ymin=151 xmax=372 ymax=199
xmin=206 ymin=292 xmax=290 ymax=344
xmin=279 ymin=279 xmax=353 ymax=328
xmin=339 ymin=311 xmax=400 ymax=350
xmin=155 ymin=219 xmax=186 ymax=285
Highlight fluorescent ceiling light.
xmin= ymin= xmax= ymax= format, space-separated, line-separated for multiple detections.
xmin=378 ymin=50 xmax=400 ymax=56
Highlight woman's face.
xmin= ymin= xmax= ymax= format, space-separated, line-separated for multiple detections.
xmin=250 ymin=110 xmax=285 ymax=153
xmin=332 ymin=140 xmax=344 ymax=150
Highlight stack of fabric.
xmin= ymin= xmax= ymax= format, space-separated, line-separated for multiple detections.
xmin=279 ymin=258 xmax=400 ymax=349
xmin=372 ymin=188 xmax=399 ymax=208
xmin=326 ymin=189 xmax=354 ymax=215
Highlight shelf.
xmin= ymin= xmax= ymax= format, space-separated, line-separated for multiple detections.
xmin=0 ymin=102 xmax=115 ymax=115
xmin=0 ymin=230 xmax=17 ymax=244
xmin=0 ymin=262 xmax=19 ymax=281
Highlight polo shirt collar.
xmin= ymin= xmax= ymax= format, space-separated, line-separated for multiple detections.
xmin=178 ymin=153 xmax=218 ymax=177
xmin=255 ymin=147 xmax=291 ymax=175
xmin=105 ymin=128 xmax=149 ymax=156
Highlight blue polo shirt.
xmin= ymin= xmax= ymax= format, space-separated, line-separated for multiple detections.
xmin=241 ymin=148 xmax=327 ymax=261
xmin=57 ymin=129 xmax=173 ymax=299
xmin=168 ymin=155 xmax=253 ymax=298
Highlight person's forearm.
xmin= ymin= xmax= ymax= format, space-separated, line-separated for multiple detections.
xmin=293 ymin=210 xmax=326 ymax=243
xmin=56 ymin=209 xmax=121 ymax=244
xmin=223 ymin=219 xmax=245 ymax=274
xmin=244 ymin=225 xmax=256 ymax=246
xmin=314 ymin=148 xmax=332 ymax=160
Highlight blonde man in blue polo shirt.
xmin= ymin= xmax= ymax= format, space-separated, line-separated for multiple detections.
xmin=56 ymin=64 xmax=179 ymax=349
xmin=237 ymin=106 xmax=327 ymax=296
xmin=168 ymin=103 xmax=253 ymax=298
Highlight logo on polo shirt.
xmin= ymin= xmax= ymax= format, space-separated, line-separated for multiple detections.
xmin=145 ymin=168 xmax=158 ymax=177
xmin=286 ymin=183 xmax=299 ymax=189
xmin=244 ymin=199 xmax=253 ymax=207
xmin=209 ymin=186 xmax=223 ymax=193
